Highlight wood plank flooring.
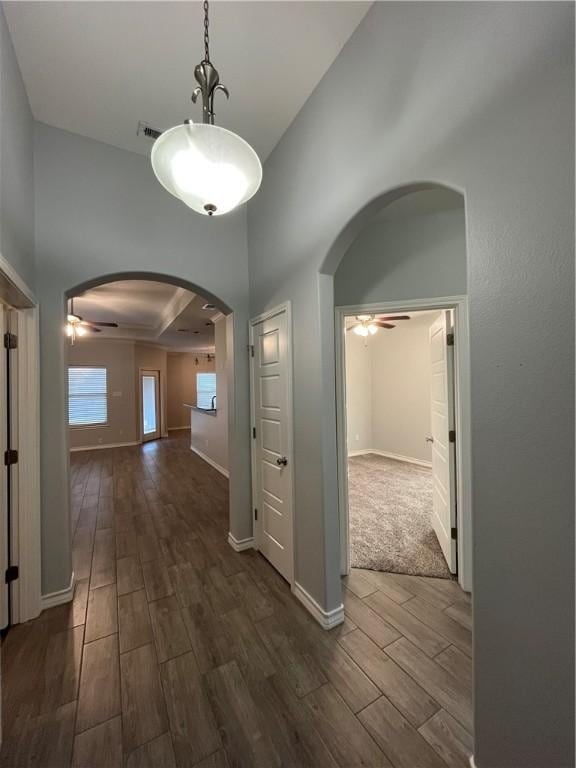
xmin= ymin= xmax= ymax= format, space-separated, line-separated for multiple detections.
xmin=1 ymin=432 xmax=473 ymax=767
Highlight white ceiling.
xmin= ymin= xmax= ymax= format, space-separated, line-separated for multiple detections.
xmin=72 ymin=280 xmax=219 ymax=352
xmin=4 ymin=1 xmax=371 ymax=160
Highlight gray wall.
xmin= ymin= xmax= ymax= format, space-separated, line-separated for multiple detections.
xmin=0 ymin=4 xmax=34 ymax=290
xmin=35 ymin=122 xmax=252 ymax=597
xmin=335 ymin=188 xmax=466 ymax=306
xmin=247 ymin=3 xmax=574 ymax=767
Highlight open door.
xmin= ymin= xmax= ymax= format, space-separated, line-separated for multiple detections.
xmin=429 ymin=311 xmax=457 ymax=573
xmin=141 ymin=370 xmax=161 ymax=442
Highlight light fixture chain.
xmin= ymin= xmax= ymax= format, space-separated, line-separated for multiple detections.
xmin=203 ymin=0 xmax=210 ymax=63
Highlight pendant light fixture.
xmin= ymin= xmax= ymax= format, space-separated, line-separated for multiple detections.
xmin=151 ymin=1 xmax=262 ymax=216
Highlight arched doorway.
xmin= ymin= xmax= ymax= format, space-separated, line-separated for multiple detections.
xmin=317 ymin=181 xmax=472 ymax=607
xmin=39 ymin=269 xmax=252 ymax=607
xmin=66 ymin=272 xmax=232 ymax=316
xmin=66 ymin=272 xmax=232 ymax=459
xmin=335 ymin=186 xmax=471 ymax=587
xmin=64 ymin=271 xmax=234 ymax=501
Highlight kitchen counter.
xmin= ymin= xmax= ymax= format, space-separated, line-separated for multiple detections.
xmin=183 ymin=403 xmax=217 ymax=417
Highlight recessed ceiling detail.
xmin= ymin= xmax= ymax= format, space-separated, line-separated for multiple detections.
xmin=71 ymin=280 xmax=220 ymax=352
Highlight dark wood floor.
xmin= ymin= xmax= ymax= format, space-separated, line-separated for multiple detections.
xmin=1 ymin=431 xmax=473 ymax=767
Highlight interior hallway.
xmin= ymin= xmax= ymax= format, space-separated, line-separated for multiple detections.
xmin=1 ymin=432 xmax=472 ymax=768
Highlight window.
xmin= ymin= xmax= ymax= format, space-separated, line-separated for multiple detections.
xmin=68 ymin=367 xmax=108 ymax=426
xmin=197 ymin=372 xmax=217 ymax=409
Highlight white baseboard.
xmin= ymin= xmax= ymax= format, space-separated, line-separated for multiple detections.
xmin=168 ymin=426 xmax=190 ymax=431
xmin=190 ymin=445 xmax=229 ymax=478
xmin=41 ymin=572 xmax=75 ymax=610
xmin=228 ymin=532 xmax=255 ymax=552
xmin=70 ymin=440 xmax=140 ymax=453
xmin=292 ymin=582 xmax=345 ymax=630
xmin=348 ymin=448 xmax=432 ymax=469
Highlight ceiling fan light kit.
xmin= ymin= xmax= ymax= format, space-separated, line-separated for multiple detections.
xmin=65 ymin=298 xmax=119 ymax=344
xmin=353 ymin=323 xmax=377 ymax=337
xmin=348 ymin=314 xmax=411 ymax=337
xmin=151 ymin=1 xmax=262 ymax=217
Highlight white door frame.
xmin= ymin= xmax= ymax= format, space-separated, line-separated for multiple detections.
xmin=0 ymin=254 xmax=41 ymax=623
xmin=139 ymin=368 xmax=161 ymax=442
xmin=335 ymin=295 xmax=472 ymax=593
xmin=249 ymin=301 xmax=295 ymax=586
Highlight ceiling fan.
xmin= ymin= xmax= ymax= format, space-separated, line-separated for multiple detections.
xmin=66 ymin=297 xmax=118 ymax=343
xmin=347 ymin=314 xmax=411 ymax=337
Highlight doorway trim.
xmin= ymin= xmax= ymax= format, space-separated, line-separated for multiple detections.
xmin=249 ymin=301 xmax=295 ymax=586
xmin=0 ymin=254 xmax=41 ymax=623
xmin=335 ymin=295 xmax=472 ymax=592
xmin=139 ymin=368 xmax=161 ymax=442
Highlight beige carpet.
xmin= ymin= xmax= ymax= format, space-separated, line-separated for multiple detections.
xmin=348 ymin=453 xmax=450 ymax=578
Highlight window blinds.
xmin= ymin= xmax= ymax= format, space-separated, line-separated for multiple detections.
xmin=68 ymin=367 xmax=108 ymax=426
xmin=197 ymin=372 xmax=217 ymax=409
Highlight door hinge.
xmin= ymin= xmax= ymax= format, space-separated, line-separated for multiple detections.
xmin=252 ymin=427 xmax=256 ymax=439
xmin=4 ymin=332 xmax=17 ymax=350
xmin=254 ymin=508 xmax=258 ymax=521
xmin=5 ymin=565 xmax=18 ymax=584
xmin=4 ymin=449 xmax=18 ymax=466
xmin=249 ymin=345 xmax=255 ymax=357
xmin=449 ymin=430 xmax=456 ymax=444
xmin=451 ymin=527 xmax=458 ymax=540
xmin=446 ymin=332 xmax=454 ymax=346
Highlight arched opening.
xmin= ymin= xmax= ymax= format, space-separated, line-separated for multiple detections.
xmin=320 ymin=182 xmax=465 ymax=277
xmin=66 ymin=271 xmax=232 ymax=315
xmin=317 ymin=181 xmax=472 ymax=619
xmin=60 ymin=271 xmax=248 ymax=605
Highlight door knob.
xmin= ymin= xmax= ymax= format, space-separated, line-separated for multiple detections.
xmin=276 ymin=456 xmax=288 ymax=467
xmin=425 ymin=436 xmax=434 ymax=443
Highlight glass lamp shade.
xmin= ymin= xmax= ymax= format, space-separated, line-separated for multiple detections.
xmin=151 ymin=121 xmax=262 ymax=216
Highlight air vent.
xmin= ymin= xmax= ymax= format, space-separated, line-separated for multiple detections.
xmin=137 ymin=121 xmax=162 ymax=141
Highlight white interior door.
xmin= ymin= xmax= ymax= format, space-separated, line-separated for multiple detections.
xmin=141 ymin=370 xmax=161 ymax=442
xmin=429 ymin=311 xmax=457 ymax=573
xmin=251 ymin=306 xmax=294 ymax=584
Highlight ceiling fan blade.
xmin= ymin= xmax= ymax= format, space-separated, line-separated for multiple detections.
xmin=373 ymin=321 xmax=395 ymax=329
xmin=84 ymin=326 xmax=101 ymax=333
xmin=87 ymin=321 xmax=119 ymax=328
xmin=376 ymin=315 xmax=410 ymax=321
xmin=346 ymin=323 xmax=361 ymax=332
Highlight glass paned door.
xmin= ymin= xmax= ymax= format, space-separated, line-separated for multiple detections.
xmin=141 ymin=370 xmax=160 ymax=441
